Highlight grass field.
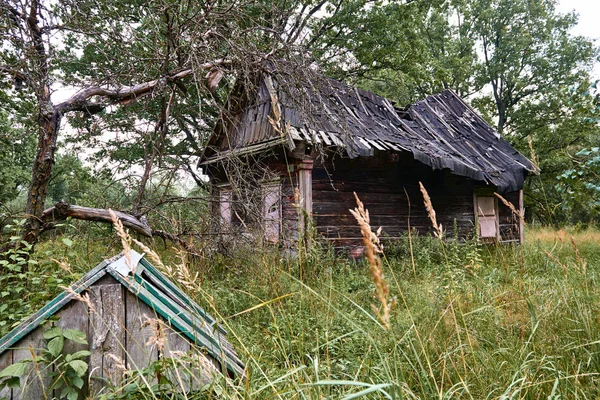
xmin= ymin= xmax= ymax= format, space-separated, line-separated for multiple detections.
xmin=3 ymin=225 xmax=600 ymax=398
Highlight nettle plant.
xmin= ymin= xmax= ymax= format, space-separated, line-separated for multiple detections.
xmin=0 ymin=326 xmax=90 ymax=400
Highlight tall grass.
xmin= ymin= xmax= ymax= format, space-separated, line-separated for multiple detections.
xmin=13 ymin=220 xmax=600 ymax=398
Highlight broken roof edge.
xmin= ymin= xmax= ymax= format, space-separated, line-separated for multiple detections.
xmin=0 ymin=251 xmax=245 ymax=376
xmin=199 ymin=73 xmax=536 ymax=192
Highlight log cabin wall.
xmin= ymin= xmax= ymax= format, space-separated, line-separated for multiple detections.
xmin=311 ymin=151 xmax=480 ymax=250
xmin=311 ymin=150 xmax=520 ymax=249
xmin=204 ymin=148 xmax=523 ymax=251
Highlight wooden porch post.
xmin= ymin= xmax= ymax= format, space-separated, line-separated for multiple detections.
xmin=519 ymin=189 xmax=525 ymax=244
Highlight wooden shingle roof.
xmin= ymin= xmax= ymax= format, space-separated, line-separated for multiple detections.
xmin=201 ymin=75 xmax=536 ymax=193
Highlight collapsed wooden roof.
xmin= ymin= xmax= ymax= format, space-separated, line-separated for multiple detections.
xmin=201 ymin=75 xmax=536 ymax=193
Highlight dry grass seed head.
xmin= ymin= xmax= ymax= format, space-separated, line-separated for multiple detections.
xmin=52 ymin=258 xmax=71 ymax=273
xmin=494 ymin=192 xmax=524 ymax=226
xmin=175 ymin=247 xmax=198 ymax=291
xmin=131 ymin=237 xmax=173 ymax=277
xmin=61 ymin=285 xmax=96 ymax=314
xmin=109 ymin=209 xmax=135 ymax=274
xmin=349 ymin=192 xmax=395 ymax=329
xmin=570 ymin=236 xmax=586 ymax=274
xmin=143 ymin=316 xmax=166 ymax=352
xmin=419 ymin=182 xmax=443 ymax=239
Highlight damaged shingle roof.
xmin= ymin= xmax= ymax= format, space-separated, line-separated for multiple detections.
xmin=201 ymin=75 xmax=536 ymax=193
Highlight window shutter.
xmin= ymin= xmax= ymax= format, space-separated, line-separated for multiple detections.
xmin=476 ymin=196 xmax=498 ymax=239
xmin=219 ymin=188 xmax=232 ymax=227
xmin=262 ymin=183 xmax=281 ymax=243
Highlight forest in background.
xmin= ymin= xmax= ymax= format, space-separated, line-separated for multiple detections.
xmin=0 ymin=0 xmax=599 ymax=248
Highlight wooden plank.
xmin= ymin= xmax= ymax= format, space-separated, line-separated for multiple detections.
xmin=0 ymin=350 xmax=12 ymax=400
xmin=54 ymin=300 xmax=89 ymax=399
xmin=298 ymin=159 xmax=313 ymax=242
xmin=162 ymin=327 xmax=191 ymax=392
xmin=124 ymin=291 xmax=158 ymax=374
xmin=12 ymin=327 xmax=50 ymax=400
xmin=89 ymin=283 xmax=125 ymax=396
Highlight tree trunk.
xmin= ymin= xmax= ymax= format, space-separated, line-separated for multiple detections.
xmin=22 ymin=105 xmax=61 ymax=245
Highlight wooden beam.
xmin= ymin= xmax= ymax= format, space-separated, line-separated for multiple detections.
xmin=298 ymin=159 xmax=313 ymax=241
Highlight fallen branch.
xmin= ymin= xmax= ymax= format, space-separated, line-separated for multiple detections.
xmin=41 ymin=201 xmax=152 ymax=237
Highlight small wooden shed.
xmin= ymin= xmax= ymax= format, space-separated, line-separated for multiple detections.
xmin=199 ymin=74 xmax=537 ymax=252
xmin=0 ymin=251 xmax=244 ymax=399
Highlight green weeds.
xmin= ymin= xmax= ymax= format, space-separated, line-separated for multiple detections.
xmin=2 ymin=227 xmax=600 ymax=398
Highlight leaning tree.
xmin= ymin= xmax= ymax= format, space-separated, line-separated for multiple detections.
xmin=0 ymin=0 xmax=306 ymax=247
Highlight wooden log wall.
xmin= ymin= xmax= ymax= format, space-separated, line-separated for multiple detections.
xmin=204 ymin=147 xmax=523 ymax=251
xmin=0 ymin=275 xmax=218 ymax=399
xmin=311 ymin=151 xmax=480 ymax=250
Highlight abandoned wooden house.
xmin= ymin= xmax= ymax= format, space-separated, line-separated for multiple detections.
xmin=0 ymin=250 xmax=244 ymax=399
xmin=199 ymin=74 xmax=537 ymax=252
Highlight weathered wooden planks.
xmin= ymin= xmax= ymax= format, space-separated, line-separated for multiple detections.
xmin=124 ymin=290 xmax=158 ymax=374
xmin=0 ymin=349 xmax=12 ymax=399
xmin=55 ymin=300 xmax=90 ymax=399
xmin=162 ymin=327 xmax=192 ymax=392
xmin=0 ymin=252 xmax=242 ymax=399
xmin=89 ymin=281 xmax=126 ymax=396
xmin=12 ymin=327 xmax=50 ymax=400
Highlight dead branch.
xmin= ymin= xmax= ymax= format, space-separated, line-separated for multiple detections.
xmin=56 ymin=59 xmax=231 ymax=114
xmin=41 ymin=201 xmax=152 ymax=237
xmin=151 ymin=229 xmax=202 ymax=257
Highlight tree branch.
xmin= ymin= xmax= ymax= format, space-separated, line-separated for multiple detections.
xmin=41 ymin=201 xmax=152 ymax=237
xmin=56 ymin=59 xmax=231 ymax=114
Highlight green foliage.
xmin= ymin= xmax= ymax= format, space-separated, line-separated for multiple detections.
xmin=0 ymin=221 xmax=81 ymax=338
xmin=0 ymin=110 xmax=35 ymax=207
xmin=189 ymin=231 xmax=600 ymax=398
xmin=97 ymin=355 xmax=223 ymax=399
xmin=2 ymin=226 xmax=600 ymax=397
xmin=0 ymin=326 xmax=90 ymax=400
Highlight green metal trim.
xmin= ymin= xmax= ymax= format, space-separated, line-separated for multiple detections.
xmin=138 ymin=258 xmax=226 ymax=335
xmin=106 ymin=269 xmax=244 ymax=376
xmin=132 ymin=273 xmax=226 ymax=347
xmin=0 ymin=261 xmax=109 ymax=353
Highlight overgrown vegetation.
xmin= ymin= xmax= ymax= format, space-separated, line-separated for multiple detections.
xmin=2 ymin=225 xmax=600 ymax=398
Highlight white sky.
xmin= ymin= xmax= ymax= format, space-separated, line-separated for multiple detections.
xmin=557 ymin=0 xmax=600 ymax=78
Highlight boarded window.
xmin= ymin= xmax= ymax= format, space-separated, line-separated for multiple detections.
xmin=262 ymin=183 xmax=281 ymax=243
xmin=219 ymin=188 xmax=232 ymax=227
xmin=476 ymin=196 xmax=498 ymax=239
